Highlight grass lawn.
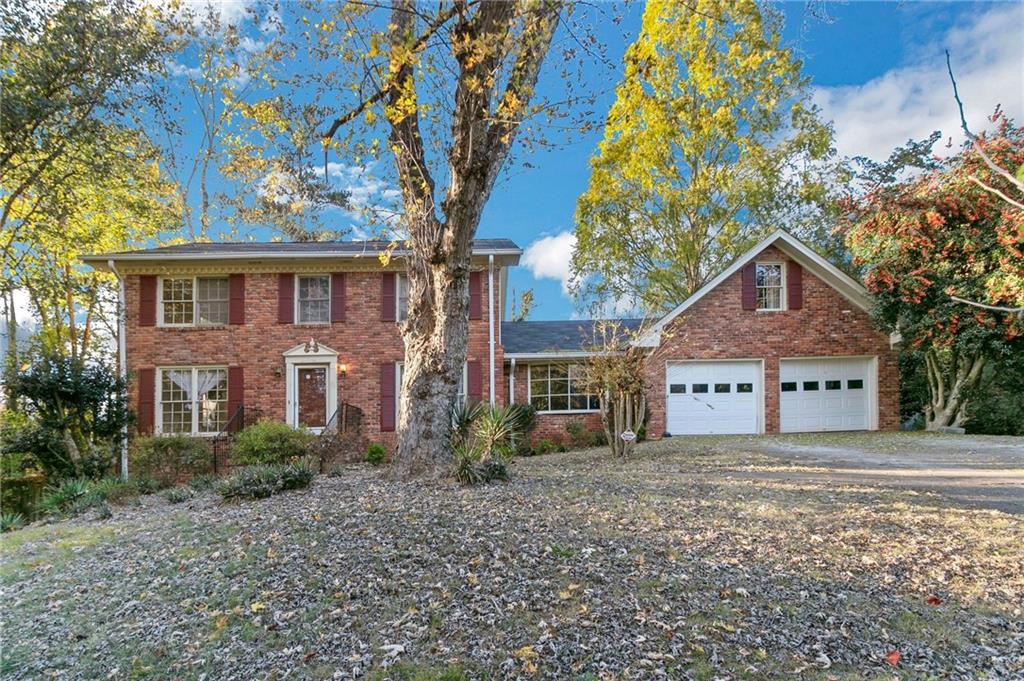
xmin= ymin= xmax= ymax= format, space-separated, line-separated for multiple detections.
xmin=2 ymin=435 xmax=1021 ymax=680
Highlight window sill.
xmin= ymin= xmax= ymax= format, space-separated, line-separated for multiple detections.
xmin=534 ymin=409 xmax=601 ymax=416
xmin=156 ymin=324 xmax=231 ymax=330
xmin=294 ymin=321 xmax=332 ymax=327
xmin=154 ymin=431 xmax=221 ymax=438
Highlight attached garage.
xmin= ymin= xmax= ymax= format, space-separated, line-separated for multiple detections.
xmin=665 ymin=361 xmax=761 ymax=435
xmin=779 ymin=357 xmax=875 ymax=432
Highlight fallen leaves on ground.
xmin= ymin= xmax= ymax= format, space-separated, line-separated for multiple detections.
xmin=1 ymin=437 xmax=1021 ymax=680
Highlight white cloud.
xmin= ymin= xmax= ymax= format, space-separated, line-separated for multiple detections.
xmin=10 ymin=288 xmax=34 ymax=326
xmin=522 ymin=231 xmax=577 ymax=294
xmin=175 ymin=0 xmax=254 ymax=28
xmin=813 ymin=4 xmax=1024 ymax=162
xmin=324 ymin=163 xmax=402 ymax=225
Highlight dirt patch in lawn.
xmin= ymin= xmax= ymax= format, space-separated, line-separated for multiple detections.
xmin=2 ymin=444 xmax=1021 ymax=680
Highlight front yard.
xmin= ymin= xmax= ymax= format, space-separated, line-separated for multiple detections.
xmin=2 ymin=434 xmax=1021 ymax=680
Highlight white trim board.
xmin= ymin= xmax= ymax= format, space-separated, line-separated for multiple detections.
xmin=636 ymin=229 xmax=870 ymax=347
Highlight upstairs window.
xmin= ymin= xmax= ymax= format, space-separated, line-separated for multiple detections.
xmin=755 ymin=263 xmax=783 ymax=311
xmin=297 ymin=275 xmax=330 ymax=324
xmin=396 ymin=273 xmax=410 ymax=322
xmin=160 ymin=277 xmax=229 ymax=326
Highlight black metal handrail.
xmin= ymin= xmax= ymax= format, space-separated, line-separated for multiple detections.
xmin=211 ymin=405 xmax=263 ymax=474
xmin=310 ymin=402 xmax=364 ymax=471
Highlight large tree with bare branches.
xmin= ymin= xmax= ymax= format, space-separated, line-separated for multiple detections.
xmin=376 ymin=0 xmax=560 ymax=477
xmin=235 ymin=0 xmax=602 ymax=477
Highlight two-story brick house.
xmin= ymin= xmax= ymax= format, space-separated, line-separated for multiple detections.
xmin=82 ymin=230 xmax=898 ymax=461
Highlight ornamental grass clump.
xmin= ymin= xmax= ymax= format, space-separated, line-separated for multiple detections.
xmin=217 ymin=463 xmax=315 ymax=501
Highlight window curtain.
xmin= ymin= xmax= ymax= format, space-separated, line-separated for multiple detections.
xmin=165 ymin=369 xmax=193 ymax=396
xmin=194 ymin=369 xmax=225 ymax=399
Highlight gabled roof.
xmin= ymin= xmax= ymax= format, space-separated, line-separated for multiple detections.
xmin=81 ymin=238 xmax=521 ymax=269
xmin=635 ymin=229 xmax=870 ymax=347
xmin=502 ymin=318 xmax=645 ymax=358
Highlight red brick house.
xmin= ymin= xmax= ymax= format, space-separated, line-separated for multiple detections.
xmin=498 ymin=230 xmax=898 ymax=440
xmin=82 ymin=230 xmax=897 ymax=464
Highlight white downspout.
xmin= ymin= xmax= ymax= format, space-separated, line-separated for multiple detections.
xmin=509 ymin=357 xmax=516 ymax=404
xmin=487 ymin=255 xmax=496 ymax=406
xmin=108 ymin=259 xmax=129 ymax=480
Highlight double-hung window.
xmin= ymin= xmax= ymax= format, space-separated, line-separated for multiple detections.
xmin=396 ymin=273 xmax=410 ymax=322
xmin=160 ymin=276 xmax=229 ymax=326
xmin=529 ymin=364 xmax=599 ymax=412
xmin=297 ymin=275 xmax=330 ymax=324
xmin=158 ymin=367 xmax=228 ymax=435
xmin=396 ymin=362 xmax=467 ymax=420
xmin=755 ymin=263 xmax=784 ymax=311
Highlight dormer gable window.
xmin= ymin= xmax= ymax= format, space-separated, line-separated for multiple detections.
xmin=755 ymin=263 xmax=784 ymax=311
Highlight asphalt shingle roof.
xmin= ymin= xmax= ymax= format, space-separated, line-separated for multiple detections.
xmin=501 ymin=318 xmax=645 ymax=355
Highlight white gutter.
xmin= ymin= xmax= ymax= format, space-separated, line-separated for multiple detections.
xmin=108 ymin=259 xmax=129 ymax=480
xmin=487 ymin=255 xmax=496 ymax=406
xmin=503 ymin=350 xmax=616 ymax=361
xmin=509 ymin=357 xmax=516 ymax=404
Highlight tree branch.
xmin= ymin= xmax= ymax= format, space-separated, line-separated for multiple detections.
xmin=949 ymin=295 xmax=1024 ymax=316
xmin=946 ymin=50 xmax=1024 ymax=194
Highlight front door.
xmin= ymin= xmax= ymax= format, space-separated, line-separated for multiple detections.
xmin=296 ymin=365 xmax=328 ymax=429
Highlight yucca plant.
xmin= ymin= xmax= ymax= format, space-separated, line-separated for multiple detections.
xmin=1 ymin=512 xmax=26 ymax=533
xmin=451 ymin=443 xmax=485 ymax=485
xmin=473 ymin=406 xmax=532 ymax=460
xmin=450 ymin=400 xmax=485 ymax=447
xmin=164 ymin=487 xmax=193 ymax=504
xmin=39 ymin=478 xmax=91 ymax=514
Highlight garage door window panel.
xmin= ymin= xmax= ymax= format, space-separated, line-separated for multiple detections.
xmin=848 ymin=379 xmax=864 ymax=389
xmin=715 ymin=383 xmax=731 ymax=393
xmin=803 ymin=381 xmax=819 ymax=391
xmin=692 ymin=383 xmax=709 ymax=393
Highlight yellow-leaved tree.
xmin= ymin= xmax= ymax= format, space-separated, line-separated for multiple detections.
xmin=572 ymin=0 xmax=836 ymax=313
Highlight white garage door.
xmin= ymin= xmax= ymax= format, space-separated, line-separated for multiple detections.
xmin=666 ymin=361 xmax=760 ymax=435
xmin=779 ymin=358 xmax=873 ymax=433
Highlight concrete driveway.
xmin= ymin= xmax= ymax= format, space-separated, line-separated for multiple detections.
xmin=741 ymin=432 xmax=1024 ymax=514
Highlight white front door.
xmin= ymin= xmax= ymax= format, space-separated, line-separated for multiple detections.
xmin=779 ymin=357 xmax=874 ymax=432
xmin=665 ymin=361 xmax=761 ymax=435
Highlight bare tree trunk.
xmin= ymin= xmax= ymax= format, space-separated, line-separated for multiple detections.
xmin=3 ymin=286 xmax=18 ymax=411
xmin=382 ymin=0 xmax=559 ymax=479
xmin=393 ymin=259 xmax=471 ymax=478
xmin=923 ymin=349 xmax=986 ymax=430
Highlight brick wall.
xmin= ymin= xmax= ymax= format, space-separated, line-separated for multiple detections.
xmin=643 ymin=245 xmax=899 ymax=436
xmin=125 ymin=266 xmax=505 ymax=452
